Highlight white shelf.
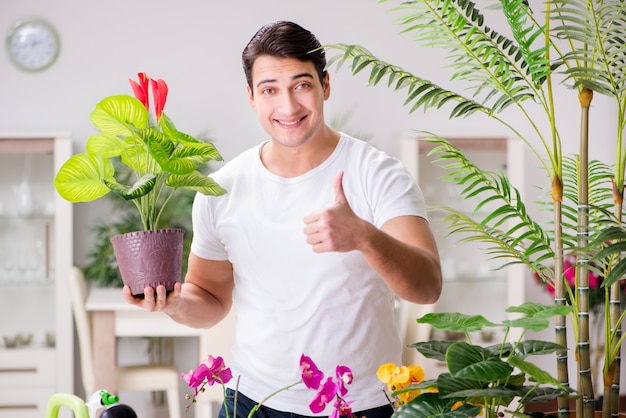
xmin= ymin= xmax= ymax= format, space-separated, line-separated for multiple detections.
xmin=398 ymin=133 xmax=528 ymax=374
xmin=0 ymin=133 xmax=73 ymax=417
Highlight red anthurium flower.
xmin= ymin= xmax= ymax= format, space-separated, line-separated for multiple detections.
xmin=309 ymin=377 xmax=337 ymax=414
xmin=150 ymin=78 xmax=168 ymax=120
xmin=129 ymin=72 xmax=150 ymax=111
xmin=300 ymin=354 xmax=324 ymax=390
xmin=335 ymin=365 xmax=353 ymax=396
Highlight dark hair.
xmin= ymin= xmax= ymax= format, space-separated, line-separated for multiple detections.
xmin=242 ymin=21 xmax=327 ymax=90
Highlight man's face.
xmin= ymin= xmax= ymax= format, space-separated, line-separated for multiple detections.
xmin=247 ymin=55 xmax=330 ymax=148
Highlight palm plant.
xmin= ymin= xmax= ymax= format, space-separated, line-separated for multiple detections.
xmin=326 ymin=1 xmax=626 ymax=417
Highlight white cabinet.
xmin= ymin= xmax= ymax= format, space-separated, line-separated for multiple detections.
xmin=0 ymin=133 xmax=73 ymax=417
xmin=398 ymin=133 xmax=527 ymax=373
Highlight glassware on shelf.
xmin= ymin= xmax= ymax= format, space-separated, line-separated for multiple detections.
xmin=45 ymin=332 xmax=56 ymax=348
xmin=12 ymin=154 xmax=35 ymax=218
xmin=0 ymin=218 xmax=52 ymax=284
xmin=12 ymin=179 xmax=34 ymax=218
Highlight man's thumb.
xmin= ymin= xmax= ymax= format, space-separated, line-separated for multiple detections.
xmin=334 ymin=170 xmax=347 ymax=203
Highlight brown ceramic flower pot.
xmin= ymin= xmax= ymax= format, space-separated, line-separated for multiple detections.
xmin=110 ymin=228 xmax=184 ymax=296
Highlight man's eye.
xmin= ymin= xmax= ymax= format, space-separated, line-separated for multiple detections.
xmin=296 ymin=83 xmax=310 ymax=90
xmin=262 ymin=88 xmax=274 ymax=95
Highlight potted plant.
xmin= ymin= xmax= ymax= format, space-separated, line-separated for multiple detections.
xmin=53 ymin=72 xmax=226 ymax=295
xmin=326 ymin=1 xmax=625 ymax=417
xmin=377 ymin=303 xmax=575 ymax=418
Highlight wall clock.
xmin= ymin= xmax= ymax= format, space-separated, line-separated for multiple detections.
xmin=6 ymin=18 xmax=60 ymax=72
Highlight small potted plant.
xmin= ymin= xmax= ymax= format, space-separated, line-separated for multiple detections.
xmin=380 ymin=303 xmax=576 ymax=418
xmin=54 ymin=72 xmax=226 ymax=295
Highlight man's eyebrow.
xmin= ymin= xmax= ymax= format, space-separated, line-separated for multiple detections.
xmin=255 ymin=72 xmax=315 ymax=88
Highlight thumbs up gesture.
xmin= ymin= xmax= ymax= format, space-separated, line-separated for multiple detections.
xmin=303 ymin=171 xmax=364 ymax=253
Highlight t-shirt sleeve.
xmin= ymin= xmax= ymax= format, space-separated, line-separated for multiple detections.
xmin=190 ymin=193 xmax=230 ymax=261
xmin=369 ymin=155 xmax=428 ymax=228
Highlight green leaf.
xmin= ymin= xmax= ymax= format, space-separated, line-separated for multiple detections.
xmin=436 ymin=372 xmax=485 ymax=398
xmin=522 ymin=386 xmax=575 ymax=405
xmin=501 ymin=317 xmax=550 ymax=332
xmin=446 ymin=342 xmax=513 ymax=381
xmin=174 ymin=141 xmax=223 ymax=163
xmin=605 ymin=259 xmax=626 ymax=288
xmin=443 ymin=385 xmax=520 ymax=406
xmin=511 ymin=340 xmax=566 ymax=357
xmin=391 ymin=380 xmax=437 ymax=398
xmin=85 ymin=132 xmax=129 ymax=158
xmin=104 ymin=174 xmax=156 ymax=200
xmin=53 ymin=153 xmax=114 ymax=202
xmin=417 ymin=312 xmax=497 ymax=333
xmin=505 ymin=302 xmax=574 ymax=318
xmin=409 ymin=340 xmax=455 ymax=361
xmin=508 ymin=357 xmax=563 ymax=387
xmin=393 ymin=392 xmax=482 ymax=418
xmin=121 ymin=135 xmax=156 ymax=174
xmin=90 ymin=95 xmax=149 ymax=136
xmin=166 ymin=172 xmax=227 ymax=196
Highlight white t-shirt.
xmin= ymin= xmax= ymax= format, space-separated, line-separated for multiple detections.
xmin=191 ymin=133 xmax=427 ymax=415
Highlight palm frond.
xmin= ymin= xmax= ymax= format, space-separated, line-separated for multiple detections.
xmin=538 ymin=155 xmax=617 ymax=250
xmin=423 ymin=135 xmax=553 ymax=273
xmin=388 ymin=0 xmax=548 ymax=111
xmin=325 ymin=44 xmax=488 ymax=118
xmin=442 ymin=208 xmax=553 ymax=276
xmin=500 ymin=0 xmax=553 ymax=87
xmin=592 ymin=224 xmax=626 ymax=288
xmin=552 ymin=0 xmax=626 ymax=98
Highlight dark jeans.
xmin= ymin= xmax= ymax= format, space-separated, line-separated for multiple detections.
xmin=217 ymin=388 xmax=393 ymax=418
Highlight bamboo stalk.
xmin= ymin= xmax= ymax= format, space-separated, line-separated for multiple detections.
xmin=577 ymin=87 xmax=594 ymax=418
xmin=554 ymin=193 xmax=570 ymax=417
xmin=605 ymin=187 xmax=624 ymax=418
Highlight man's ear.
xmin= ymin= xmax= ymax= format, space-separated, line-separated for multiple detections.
xmin=323 ymin=73 xmax=331 ymax=100
xmin=246 ymin=85 xmax=256 ymax=111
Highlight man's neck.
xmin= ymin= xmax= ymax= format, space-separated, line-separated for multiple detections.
xmin=261 ymin=128 xmax=341 ymax=178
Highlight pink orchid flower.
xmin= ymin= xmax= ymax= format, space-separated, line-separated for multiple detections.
xmin=330 ymin=397 xmax=353 ymax=418
xmin=182 ymin=355 xmax=232 ymax=395
xmin=335 ymin=365 xmax=353 ymax=396
xmin=129 ymin=72 xmax=150 ymax=111
xmin=150 ymin=77 xmax=168 ymax=120
xmin=308 ymin=363 xmax=353 ymax=417
xmin=309 ymin=377 xmax=338 ymax=414
xmin=300 ymin=354 xmax=324 ymax=390
xmin=183 ymin=353 xmax=353 ymax=418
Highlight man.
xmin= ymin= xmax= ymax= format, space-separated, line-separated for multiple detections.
xmin=124 ymin=20 xmax=442 ymax=418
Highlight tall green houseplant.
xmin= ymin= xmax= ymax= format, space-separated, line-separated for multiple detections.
xmin=327 ymin=1 xmax=626 ymax=417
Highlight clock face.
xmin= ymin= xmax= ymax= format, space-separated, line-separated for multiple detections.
xmin=6 ymin=19 xmax=60 ymax=72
